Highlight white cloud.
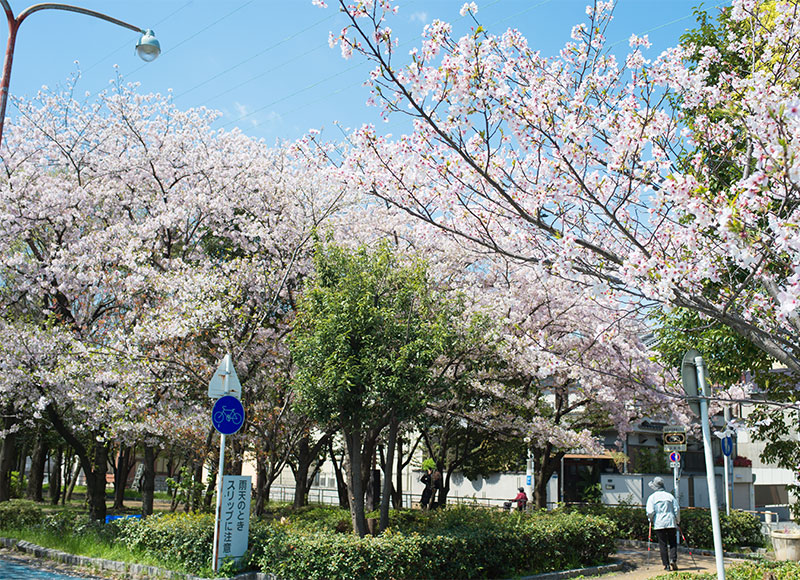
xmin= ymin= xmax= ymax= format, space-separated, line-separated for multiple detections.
xmin=234 ymin=102 xmax=249 ymax=117
xmin=409 ymin=11 xmax=428 ymax=24
xmin=231 ymin=103 xmax=281 ymax=128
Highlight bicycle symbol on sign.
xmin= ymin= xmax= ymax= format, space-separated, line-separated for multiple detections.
xmin=213 ymin=406 xmax=242 ymax=425
xmin=211 ymin=394 xmax=245 ymax=435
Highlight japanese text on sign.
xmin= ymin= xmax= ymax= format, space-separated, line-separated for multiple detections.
xmin=217 ymin=475 xmax=251 ymax=564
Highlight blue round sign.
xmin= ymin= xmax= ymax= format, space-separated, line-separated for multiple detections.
xmin=721 ymin=435 xmax=733 ymax=457
xmin=211 ymin=395 xmax=245 ymax=435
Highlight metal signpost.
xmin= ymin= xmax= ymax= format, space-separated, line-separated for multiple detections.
xmin=524 ymin=437 xmax=533 ymax=505
xmin=209 ymin=355 xmax=246 ymax=574
xmin=664 ymin=426 xmax=685 ymax=547
xmin=722 ymin=406 xmax=734 ymax=516
xmin=682 ymin=350 xmax=725 ymax=580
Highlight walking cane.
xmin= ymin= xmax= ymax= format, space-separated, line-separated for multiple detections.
xmin=677 ymin=525 xmax=698 ymax=569
xmin=647 ymin=521 xmax=652 ymax=564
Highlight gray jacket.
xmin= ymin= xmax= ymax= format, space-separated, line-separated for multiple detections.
xmin=646 ymin=490 xmax=679 ymax=529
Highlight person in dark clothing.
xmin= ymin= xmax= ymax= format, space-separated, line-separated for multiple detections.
xmin=646 ymin=476 xmax=680 ymax=571
xmin=420 ymin=469 xmax=433 ymax=510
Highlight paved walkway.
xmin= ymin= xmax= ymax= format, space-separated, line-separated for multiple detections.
xmin=599 ymin=545 xmax=745 ymax=579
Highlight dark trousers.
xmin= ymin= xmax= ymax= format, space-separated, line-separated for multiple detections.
xmin=654 ymin=527 xmax=677 ymax=567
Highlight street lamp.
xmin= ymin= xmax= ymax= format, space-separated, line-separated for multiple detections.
xmin=0 ymin=1 xmax=160 ymax=148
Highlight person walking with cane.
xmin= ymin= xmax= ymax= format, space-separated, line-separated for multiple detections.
xmin=646 ymin=476 xmax=680 ymax=571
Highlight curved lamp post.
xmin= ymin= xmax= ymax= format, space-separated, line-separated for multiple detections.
xmin=0 ymin=1 xmax=160 ymax=148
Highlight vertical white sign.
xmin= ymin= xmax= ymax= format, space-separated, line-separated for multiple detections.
xmin=216 ymin=475 xmax=251 ymax=567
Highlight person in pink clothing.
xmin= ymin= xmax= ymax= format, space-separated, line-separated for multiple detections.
xmin=511 ymin=487 xmax=528 ymax=511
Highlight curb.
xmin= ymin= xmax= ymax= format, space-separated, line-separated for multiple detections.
xmin=0 ymin=537 xmax=275 ymax=580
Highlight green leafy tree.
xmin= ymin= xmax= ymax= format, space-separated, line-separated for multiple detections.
xmin=651 ymin=308 xmax=773 ymax=387
xmin=291 ymin=241 xmax=452 ymax=536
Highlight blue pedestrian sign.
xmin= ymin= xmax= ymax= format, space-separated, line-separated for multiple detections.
xmin=212 ymin=395 xmax=245 ymax=435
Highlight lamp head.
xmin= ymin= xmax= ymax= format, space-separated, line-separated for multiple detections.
xmin=136 ymin=30 xmax=160 ymax=62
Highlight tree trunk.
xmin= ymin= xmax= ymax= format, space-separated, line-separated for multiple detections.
xmin=392 ymin=436 xmax=403 ymax=509
xmin=0 ymin=409 xmax=17 ymax=502
xmin=204 ymin=465 xmax=217 ymax=510
xmin=329 ymin=439 xmax=349 ymax=509
xmin=16 ymin=438 xmax=28 ymax=492
xmin=533 ymin=448 xmax=564 ymax=509
xmin=44 ymin=405 xmax=107 ymax=520
xmin=64 ymin=455 xmax=80 ymax=503
xmin=141 ymin=445 xmax=157 ymax=517
xmin=84 ymin=442 xmax=108 ymax=522
xmin=49 ymin=446 xmax=62 ymax=505
xmin=191 ymin=428 xmax=213 ymax=512
xmin=191 ymin=459 xmax=205 ymax=512
xmin=112 ymin=446 xmax=132 ymax=510
xmin=292 ymin=438 xmax=312 ymax=509
xmin=291 ymin=432 xmax=330 ymax=509
xmin=25 ymin=428 xmax=47 ymax=502
xmin=344 ymin=427 xmax=367 ymax=537
xmin=361 ymin=426 xmax=382 ymax=516
xmin=229 ymin=437 xmax=243 ymax=476
xmin=254 ymin=455 xmax=267 ymax=516
xmin=379 ymin=418 xmax=398 ymax=532
xmin=392 ymin=432 xmax=421 ymax=509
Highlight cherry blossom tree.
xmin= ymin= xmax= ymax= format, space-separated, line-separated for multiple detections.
xmin=0 ymin=76 xmax=352 ymax=517
xmin=424 ymin=241 xmax=680 ymax=507
xmin=321 ymin=0 xmax=800 ymax=377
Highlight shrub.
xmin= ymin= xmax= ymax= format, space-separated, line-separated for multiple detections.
xmin=724 ymin=560 xmax=800 ymax=579
xmin=680 ymin=509 xmax=765 ymax=550
xmin=39 ymin=510 xmax=85 ymax=535
xmin=0 ymin=499 xmax=43 ymax=529
xmin=8 ymin=472 xmax=24 ymax=498
xmin=559 ymin=502 xmax=649 ymax=541
xmin=248 ymin=506 xmax=617 ymax=580
xmin=562 ymin=504 xmax=764 ymax=550
xmin=683 ymin=560 xmax=800 ymax=580
xmin=115 ymin=512 xmax=214 ymax=573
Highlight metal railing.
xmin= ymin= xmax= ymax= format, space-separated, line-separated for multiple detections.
xmin=267 ymin=485 xmax=522 ymax=510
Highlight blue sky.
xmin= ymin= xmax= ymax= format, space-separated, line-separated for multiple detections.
xmin=3 ymin=0 xmax=727 ymax=144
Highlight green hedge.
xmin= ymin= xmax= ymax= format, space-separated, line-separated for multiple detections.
xmin=560 ymin=503 xmax=649 ymax=543
xmin=248 ymin=507 xmax=617 ymax=580
xmin=680 ymin=508 xmax=765 ymax=551
xmin=114 ymin=512 xmax=215 ymax=573
xmin=562 ymin=504 xmax=765 ymax=551
xmin=0 ymin=499 xmax=43 ymax=529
